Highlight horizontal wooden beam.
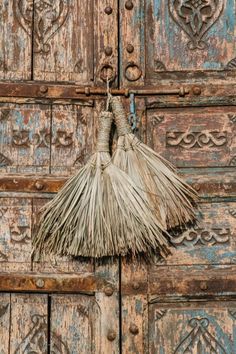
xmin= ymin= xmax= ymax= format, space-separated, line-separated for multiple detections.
xmin=0 ymin=272 xmax=115 ymax=294
xmin=0 ymin=174 xmax=235 ymax=197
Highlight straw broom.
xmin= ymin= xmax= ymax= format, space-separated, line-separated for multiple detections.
xmin=111 ymin=97 xmax=199 ymax=232
xmin=33 ymin=110 xmax=171 ymax=258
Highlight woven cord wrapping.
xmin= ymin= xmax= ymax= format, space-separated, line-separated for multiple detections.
xmin=96 ymin=111 xmax=113 ymax=152
xmin=111 ymin=97 xmax=132 ymax=136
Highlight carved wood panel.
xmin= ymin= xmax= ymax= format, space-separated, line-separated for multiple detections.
xmin=120 ymin=0 xmax=236 ymax=85
xmin=0 ymin=103 xmax=51 ymax=174
xmin=146 ymin=106 xmax=236 ymax=168
xmin=155 ymin=201 xmax=236 ymax=266
xmin=149 ymin=301 xmax=236 ymax=353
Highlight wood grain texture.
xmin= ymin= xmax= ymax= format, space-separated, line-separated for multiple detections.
xmin=0 ymin=103 xmax=51 ymax=174
xmin=0 ymin=1 xmax=32 ymax=80
xmin=10 ymin=294 xmax=48 ymax=353
xmin=0 ymin=197 xmax=32 ymax=272
xmin=0 ymin=294 xmax=10 ymax=354
xmin=50 ymin=295 xmax=95 ymax=353
xmin=146 ymin=106 xmax=236 ymax=168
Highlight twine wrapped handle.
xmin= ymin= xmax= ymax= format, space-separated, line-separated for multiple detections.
xmin=96 ymin=111 xmax=113 ymax=152
xmin=111 ymin=97 xmax=132 ymax=136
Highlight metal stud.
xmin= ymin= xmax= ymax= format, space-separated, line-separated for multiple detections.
xmin=105 ymin=46 xmax=113 ymax=56
xmin=104 ymin=6 xmax=113 ymax=15
xmin=104 ymin=286 xmax=114 ymax=296
xmin=35 ymin=279 xmax=45 ymax=288
xmin=126 ymin=44 xmax=134 ymax=53
xmin=107 ymin=330 xmax=116 ymax=341
xmin=39 ymin=85 xmax=48 ymax=94
xmin=129 ymin=324 xmax=139 ymax=335
xmin=132 ymin=282 xmax=140 ymax=290
xmin=192 ymin=86 xmax=201 ymax=95
xmin=200 ymin=281 xmax=208 ymax=291
xmin=35 ymin=181 xmax=44 ymax=191
xmin=125 ymin=0 xmax=134 ymax=10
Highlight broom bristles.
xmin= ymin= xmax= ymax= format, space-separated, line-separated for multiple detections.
xmin=111 ymin=97 xmax=199 ymax=232
xmin=33 ymin=111 xmax=171 ymax=258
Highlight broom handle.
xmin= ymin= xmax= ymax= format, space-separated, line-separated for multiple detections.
xmin=96 ymin=111 xmax=113 ymax=152
xmin=111 ymin=97 xmax=132 ymax=136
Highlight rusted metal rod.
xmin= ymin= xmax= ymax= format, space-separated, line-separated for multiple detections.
xmin=0 ymin=82 xmax=193 ymax=99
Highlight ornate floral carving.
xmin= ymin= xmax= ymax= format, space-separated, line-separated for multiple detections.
xmin=10 ymin=224 xmax=31 ymax=244
xmin=0 ymin=251 xmax=8 ymax=262
xmin=166 ymin=131 xmax=227 ymax=148
xmin=169 ymin=0 xmax=224 ymax=50
xmin=172 ymin=227 xmax=230 ymax=246
xmin=174 ymin=317 xmax=227 ymax=353
xmin=15 ymin=314 xmax=69 ymax=354
xmin=12 ymin=130 xmax=73 ymax=148
xmin=14 ymin=0 xmax=69 ymax=54
xmin=0 ymin=153 xmax=11 ymax=167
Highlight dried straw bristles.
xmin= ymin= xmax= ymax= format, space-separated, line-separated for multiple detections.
xmin=33 ymin=111 xmax=171 ymax=259
xmin=111 ymin=97 xmax=199 ymax=232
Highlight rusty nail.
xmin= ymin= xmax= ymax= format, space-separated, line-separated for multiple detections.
xmin=104 ymin=6 xmax=113 ymax=15
xmin=107 ymin=330 xmax=116 ymax=341
xmin=35 ymin=181 xmax=44 ymax=191
xmin=200 ymin=281 xmax=208 ymax=291
xmin=104 ymin=286 xmax=114 ymax=296
xmin=105 ymin=46 xmax=113 ymax=56
xmin=39 ymin=85 xmax=48 ymax=94
xmin=193 ymin=183 xmax=201 ymax=192
xmin=129 ymin=324 xmax=139 ymax=335
xmin=192 ymin=86 xmax=201 ymax=95
xmin=125 ymin=0 xmax=134 ymax=10
xmin=35 ymin=279 xmax=45 ymax=288
xmin=126 ymin=44 xmax=134 ymax=53
xmin=132 ymin=282 xmax=140 ymax=290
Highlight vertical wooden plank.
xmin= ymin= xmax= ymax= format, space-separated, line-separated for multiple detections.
xmin=33 ymin=0 xmax=94 ymax=83
xmin=50 ymin=103 xmax=94 ymax=176
xmin=95 ymin=0 xmax=118 ymax=86
xmin=0 ymin=103 xmax=51 ymax=174
xmin=0 ymin=294 xmax=10 ymax=354
xmin=10 ymin=294 xmax=48 ymax=353
xmin=0 ymin=1 xmax=32 ymax=80
xmin=122 ymin=260 xmax=148 ymax=354
xmin=120 ymin=0 xmax=144 ymax=86
xmin=0 ymin=197 xmax=32 ymax=272
xmin=95 ymin=259 xmax=120 ymax=354
xmin=50 ymin=295 xmax=96 ymax=353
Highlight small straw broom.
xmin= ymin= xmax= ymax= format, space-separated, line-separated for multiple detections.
xmin=111 ymin=96 xmax=199 ymax=233
xmin=33 ymin=110 xmax=171 ymax=258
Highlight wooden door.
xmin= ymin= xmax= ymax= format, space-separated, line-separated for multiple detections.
xmin=0 ymin=1 xmax=119 ymax=353
xmin=120 ymin=1 xmax=236 ymax=353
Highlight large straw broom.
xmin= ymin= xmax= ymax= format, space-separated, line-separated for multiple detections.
xmin=111 ymin=97 xmax=199 ymax=232
xmin=33 ymin=110 xmax=171 ymax=258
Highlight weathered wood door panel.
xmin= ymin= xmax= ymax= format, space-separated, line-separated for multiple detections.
xmin=0 ymin=0 xmax=118 ymax=85
xmin=120 ymin=0 xmax=236 ymax=86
